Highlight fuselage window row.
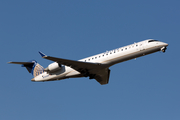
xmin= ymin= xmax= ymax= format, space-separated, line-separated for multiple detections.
xmin=84 ymin=43 xmax=139 ymax=62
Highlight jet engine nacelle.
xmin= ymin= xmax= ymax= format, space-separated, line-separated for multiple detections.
xmin=44 ymin=62 xmax=61 ymax=72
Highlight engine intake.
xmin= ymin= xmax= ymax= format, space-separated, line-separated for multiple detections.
xmin=44 ymin=62 xmax=61 ymax=72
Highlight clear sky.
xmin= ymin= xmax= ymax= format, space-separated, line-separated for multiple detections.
xmin=1 ymin=0 xmax=180 ymax=120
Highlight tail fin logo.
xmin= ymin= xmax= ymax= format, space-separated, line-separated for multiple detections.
xmin=33 ymin=63 xmax=44 ymax=77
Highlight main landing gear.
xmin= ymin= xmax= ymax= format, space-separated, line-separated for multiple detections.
xmin=79 ymin=69 xmax=96 ymax=79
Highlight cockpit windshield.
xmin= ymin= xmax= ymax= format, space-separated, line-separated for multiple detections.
xmin=148 ymin=40 xmax=159 ymax=43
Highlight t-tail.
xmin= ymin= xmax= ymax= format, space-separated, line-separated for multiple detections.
xmin=8 ymin=60 xmax=44 ymax=77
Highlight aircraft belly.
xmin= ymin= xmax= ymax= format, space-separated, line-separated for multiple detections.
xmin=34 ymin=69 xmax=70 ymax=81
xmin=65 ymin=70 xmax=82 ymax=78
xmin=34 ymin=74 xmax=57 ymax=81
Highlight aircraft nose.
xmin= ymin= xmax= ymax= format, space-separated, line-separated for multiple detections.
xmin=164 ymin=42 xmax=168 ymax=47
xmin=160 ymin=42 xmax=168 ymax=53
xmin=161 ymin=42 xmax=168 ymax=47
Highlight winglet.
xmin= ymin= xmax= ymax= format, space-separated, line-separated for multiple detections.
xmin=39 ymin=51 xmax=47 ymax=58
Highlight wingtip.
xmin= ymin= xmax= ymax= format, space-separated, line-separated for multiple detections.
xmin=39 ymin=51 xmax=47 ymax=58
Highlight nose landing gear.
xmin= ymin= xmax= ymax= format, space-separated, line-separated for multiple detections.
xmin=161 ymin=47 xmax=167 ymax=53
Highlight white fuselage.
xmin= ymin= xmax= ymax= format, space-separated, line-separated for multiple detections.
xmin=32 ymin=39 xmax=168 ymax=82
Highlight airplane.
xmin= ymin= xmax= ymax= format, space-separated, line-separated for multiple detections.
xmin=8 ymin=39 xmax=168 ymax=85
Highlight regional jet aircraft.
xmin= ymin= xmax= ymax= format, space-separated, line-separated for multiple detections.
xmin=8 ymin=39 xmax=168 ymax=85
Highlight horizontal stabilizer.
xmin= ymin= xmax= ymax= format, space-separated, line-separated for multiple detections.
xmin=8 ymin=61 xmax=36 ymax=73
xmin=8 ymin=61 xmax=34 ymax=65
xmin=8 ymin=60 xmax=44 ymax=77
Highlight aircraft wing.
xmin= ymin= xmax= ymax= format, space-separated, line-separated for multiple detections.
xmin=94 ymin=68 xmax=110 ymax=85
xmin=39 ymin=52 xmax=110 ymax=85
xmin=42 ymin=56 xmax=101 ymax=69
